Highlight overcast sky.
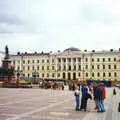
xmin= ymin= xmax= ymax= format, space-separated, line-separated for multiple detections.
xmin=0 ymin=0 xmax=120 ymax=53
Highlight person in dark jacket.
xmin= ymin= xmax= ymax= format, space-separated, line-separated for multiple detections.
xmin=80 ymin=83 xmax=88 ymax=111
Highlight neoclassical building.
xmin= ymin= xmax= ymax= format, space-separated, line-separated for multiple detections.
xmin=10 ymin=47 xmax=120 ymax=81
xmin=0 ymin=51 xmax=5 ymax=67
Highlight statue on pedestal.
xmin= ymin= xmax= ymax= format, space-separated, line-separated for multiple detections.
xmin=5 ymin=45 xmax=9 ymax=59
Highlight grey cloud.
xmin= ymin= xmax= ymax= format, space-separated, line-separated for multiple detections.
xmin=0 ymin=14 xmax=22 ymax=25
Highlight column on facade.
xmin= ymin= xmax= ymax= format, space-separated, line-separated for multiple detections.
xmin=65 ymin=57 xmax=68 ymax=80
xmin=55 ymin=55 xmax=58 ymax=80
xmin=82 ymin=53 xmax=85 ymax=81
xmin=71 ymin=57 xmax=73 ymax=80
xmin=76 ymin=57 xmax=79 ymax=79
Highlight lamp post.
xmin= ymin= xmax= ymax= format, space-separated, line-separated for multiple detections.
xmin=16 ymin=71 xmax=20 ymax=87
xmin=32 ymin=70 xmax=38 ymax=84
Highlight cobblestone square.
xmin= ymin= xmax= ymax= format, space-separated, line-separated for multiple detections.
xmin=0 ymin=87 xmax=120 ymax=120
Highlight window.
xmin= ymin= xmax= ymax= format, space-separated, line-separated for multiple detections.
xmin=86 ymin=73 xmax=88 ymax=77
xmin=28 ymin=74 xmax=30 ymax=77
xmin=73 ymin=65 xmax=76 ymax=70
xmin=58 ymin=66 xmax=61 ymax=70
xmin=58 ymin=73 xmax=60 ymax=77
xmin=97 ymin=72 xmax=100 ymax=77
xmin=103 ymin=72 xmax=105 ymax=77
xmin=47 ymin=73 xmax=49 ymax=77
xmin=42 ymin=73 xmax=44 ymax=77
xmin=114 ymin=65 xmax=117 ymax=69
xmin=63 ymin=58 xmax=66 ymax=62
xmin=114 ymin=58 xmax=116 ymax=62
xmin=97 ymin=58 xmax=100 ymax=62
xmin=37 ymin=60 xmax=39 ymax=63
xmin=52 ymin=66 xmax=54 ymax=70
xmin=42 ymin=60 xmax=44 ymax=63
xmin=78 ymin=65 xmax=81 ymax=70
xmin=92 ymin=58 xmax=94 ymax=62
xmin=92 ymin=73 xmax=94 ymax=77
xmin=23 ymin=66 xmax=25 ymax=70
xmin=47 ymin=59 xmax=49 ymax=63
xmin=32 ymin=60 xmax=34 ymax=63
xmin=32 ymin=66 xmax=34 ymax=70
xmin=78 ymin=58 xmax=81 ymax=62
xmin=114 ymin=72 xmax=117 ymax=77
xmin=23 ymin=60 xmax=25 ymax=64
xmin=97 ymin=65 xmax=100 ymax=69
xmin=103 ymin=58 xmax=105 ymax=62
xmin=86 ymin=58 xmax=88 ymax=62
xmin=73 ymin=58 xmax=76 ymax=62
xmin=42 ymin=66 xmax=44 ymax=70
xmin=108 ymin=58 xmax=111 ymax=62
xmin=68 ymin=65 xmax=71 ymax=71
xmin=68 ymin=58 xmax=71 ymax=62
xmin=108 ymin=65 xmax=111 ymax=69
xmin=86 ymin=65 xmax=88 ymax=69
xmin=13 ymin=61 xmax=15 ymax=65
xmin=28 ymin=60 xmax=30 ymax=64
xmin=28 ymin=66 xmax=30 ymax=70
xmin=52 ymin=73 xmax=54 ymax=77
xmin=17 ymin=66 xmax=20 ymax=70
xmin=52 ymin=59 xmax=54 ymax=63
xmin=37 ymin=66 xmax=39 ymax=70
xmin=58 ymin=58 xmax=61 ymax=62
xmin=103 ymin=65 xmax=105 ymax=69
xmin=47 ymin=66 xmax=49 ymax=70
xmin=63 ymin=66 xmax=66 ymax=70
xmin=109 ymin=72 xmax=111 ymax=77
xmin=92 ymin=65 xmax=94 ymax=69
xmin=78 ymin=73 xmax=81 ymax=77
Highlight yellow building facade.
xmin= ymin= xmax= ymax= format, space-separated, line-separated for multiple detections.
xmin=10 ymin=47 xmax=120 ymax=81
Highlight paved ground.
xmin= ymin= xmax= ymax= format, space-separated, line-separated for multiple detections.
xmin=0 ymin=87 xmax=120 ymax=120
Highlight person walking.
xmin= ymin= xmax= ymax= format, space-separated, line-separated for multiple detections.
xmin=74 ymin=87 xmax=80 ymax=111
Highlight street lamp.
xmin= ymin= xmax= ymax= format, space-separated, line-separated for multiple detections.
xmin=32 ymin=70 xmax=38 ymax=84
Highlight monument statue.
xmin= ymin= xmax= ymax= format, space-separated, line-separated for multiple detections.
xmin=5 ymin=45 xmax=9 ymax=59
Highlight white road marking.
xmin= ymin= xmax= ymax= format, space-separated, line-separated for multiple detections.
xmin=50 ymin=112 xmax=69 ymax=116
xmin=0 ymin=92 xmax=67 ymax=106
xmin=6 ymin=98 xmax=73 ymax=120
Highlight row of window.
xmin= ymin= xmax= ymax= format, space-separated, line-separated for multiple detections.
xmin=17 ymin=64 xmax=118 ymax=71
xmin=13 ymin=57 xmax=117 ymax=65
xmin=24 ymin=72 xmax=118 ymax=78
xmin=58 ymin=57 xmax=117 ymax=62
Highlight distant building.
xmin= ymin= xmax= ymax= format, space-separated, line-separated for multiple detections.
xmin=0 ymin=51 xmax=5 ymax=67
xmin=10 ymin=47 xmax=120 ymax=81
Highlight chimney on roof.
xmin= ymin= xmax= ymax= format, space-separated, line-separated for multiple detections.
xmin=17 ymin=52 xmax=20 ymax=55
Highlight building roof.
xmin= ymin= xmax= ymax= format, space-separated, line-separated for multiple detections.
xmin=64 ymin=47 xmax=80 ymax=52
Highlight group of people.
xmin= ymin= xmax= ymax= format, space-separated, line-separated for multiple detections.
xmin=39 ymin=81 xmax=64 ymax=90
xmin=74 ymin=82 xmax=106 ymax=113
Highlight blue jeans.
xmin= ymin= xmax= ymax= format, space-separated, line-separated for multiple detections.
xmin=75 ymin=96 xmax=80 ymax=109
xmin=97 ymin=100 xmax=105 ymax=111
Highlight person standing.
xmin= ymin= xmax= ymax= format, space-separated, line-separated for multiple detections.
xmin=95 ymin=84 xmax=104 ymax=112
xmin=74 ymin=87 xmax=80 ymax=111
xmin=80 ymin=83 xmax=88 ymax=111
xmin=101 ymin=83 xmax=106 ymax=112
